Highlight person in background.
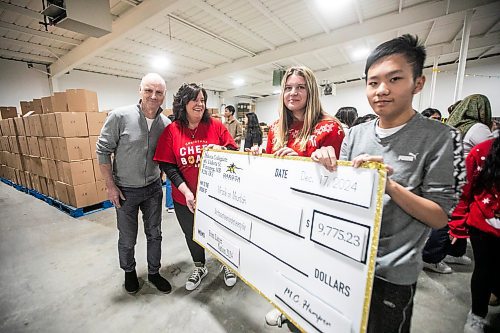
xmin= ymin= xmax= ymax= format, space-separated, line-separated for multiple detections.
xmin=164 ymin=114 xmax=175 ymax=213
xmin=261 ymin=66 xmax=345 ymax=327
xmin=224 ymin=105 xmax=243 ymax=149
xmin=312 ymin=34 xmax=464 ymax=333
xmin=491 ymin=119 xmax=499 ymax=133
xmin=243 ymin=112 xmax=263 ymax=150
xmin=351 ymin=113 xmax=378 ymax=127
xmin=335 ymin=106 xmax=358 ymax=129
xmin=448 ymin=99 xmax=462 ymax=117
xmin=447 ymin=94 xmax=493 ymax=157
xmin=421 ymin=107 xmax=442 ymax=121
xmin=154 ymin=83 xmax=238 ymax=291
xmin=96 ymin=73 xmax=172 ymax=294
xmin=449 ymin=136 xmax=500 ymax=333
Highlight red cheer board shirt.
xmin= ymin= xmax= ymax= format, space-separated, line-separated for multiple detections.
xmin=266 ymin=119 xmax=345 ymax=157
xmin=154 ymin=118 xmax=237 ymax=205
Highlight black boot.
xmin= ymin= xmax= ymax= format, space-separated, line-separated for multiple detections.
xmin=148 ymin=273 xmax=172 ymax=294
xmin=124 ymin=270 xmax=139 ymax=294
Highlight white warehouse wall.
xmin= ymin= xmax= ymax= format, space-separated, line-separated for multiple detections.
xmin=255 ymin=57 xmax=500 ymax=124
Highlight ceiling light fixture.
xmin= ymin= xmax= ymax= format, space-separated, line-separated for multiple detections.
xmin=315 ymin=0 xmax=351 ymax=13
xmin=351 ymin=47 xmax=370 ymax=61
xmin=233 ymin=78 xmax=245 ymax=86
xmin=151 ymin=56 xmax=169 ymax=70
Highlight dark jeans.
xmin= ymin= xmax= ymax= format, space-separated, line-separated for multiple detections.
xmin=469 ymin=227 xmax=500 ymax=317
xmin=422 ymin=225 xmax=467 ymax=263
xmin=368 ymin=277 xmax=417 ymax=333
xmin=116 ymin=179 xmax=163 ymax=274
xmin=173 ymin=202 xmax=205 ymax=264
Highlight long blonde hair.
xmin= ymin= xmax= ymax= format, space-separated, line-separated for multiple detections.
xmin=273 ymin=66 xmax=333 ymax=151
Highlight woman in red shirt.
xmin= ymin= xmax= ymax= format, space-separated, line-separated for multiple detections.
xmin=449 ymin=136 xmax=500 ymax=333
xmin=262 ymin=66 xmax=345 ymax=327
xmin=154 ymin=83 xmax=238 ymax=291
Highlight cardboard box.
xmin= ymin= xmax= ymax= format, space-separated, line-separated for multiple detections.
xmin=30 ymin=156 xmax=43 ymax=176
xmin=31 ymin=99 xmax=43 ymax=114
xmin=47 ymin=159 xmax=58 ymax=180
xmin=54 ymin=137 xmax=91 ymax=162
xmin=95 ymin=180 xmax=107 ymax=202
xmin=8 ymin=136 xmax=19 ymax=154
xmin=0 ymin=106 xmax=18 ymax=119
xmin=26 ymin=115 xmax=43 ymax=137
xmin=11 ymin=153 xmax=23 ymax=170
xmin=8 ymin=119 xmax=17 ymax=136
xmin=57 ymin=160 xmax=94 ymax=185
xmin=17 ymin=136 xmax=29 ymax=155
xmin=0 ymin=136 xmax=9 ymax=152
xmin=24 ymin=171 xmax=32 ymax=189
xmin=27 ymin=136 xmax=40 ymax=157
xmin=22 ymin=117 xmax=31 ymax=136
xmin=66 ymin=89 xmax=99 ymax=112
xmin=31 ymin=174 xmax=41 ymax=192
xmin=40 ymin=114 xmax=58 ymax=137
xmin=13 ymin=117 xmax=25 ymax=136
xmin=55 ymin=112 xmax=89 ymax=137
xmin=92 ymin=158 xmax=103 ymax=181
xmin=20 ymin=101 xmax=32 ymax=115
xmin=39 ymin=176 xmax=48 ymax=196
xmin=38 ymin=137 xmax=47 ymax=158
xmin=55 ymin=181 xmax=99 ymax=208
xmin=41 ymin=96 xmax=53 ymax=114
xmin=51 ymin=92 xmax=68 ymax=112
xmin=0 ymin=120 xmax=11 ymax=136
xmin=86 ymin=112 xmax=107 ymax=136
xmin=47 ymin=179 xmax=55 ymax=198
xmin=89 ymin=136 xmax=98 ymax=159
xmin=45 ymin=138 xmax=55 ymax=160
xmin=21 ymin=155 xmax=30 ymax=173
xmin=18 ymin=170 xmax=26 ymax=187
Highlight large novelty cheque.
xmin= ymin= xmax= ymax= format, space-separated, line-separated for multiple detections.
xmin=194 ymin=149 xmax=386 ymax=333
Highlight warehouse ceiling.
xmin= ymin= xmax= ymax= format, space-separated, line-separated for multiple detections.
xmin=0 ymin=0 xmax=499 ymax=99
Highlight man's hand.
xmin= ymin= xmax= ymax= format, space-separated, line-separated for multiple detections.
xmin=311 ymin=146 xmax=338 ymax=172
xmin=185 ymin=191 xmax=196 ymax=213
xmin=107 ymin=183 xmax=125 ymax=208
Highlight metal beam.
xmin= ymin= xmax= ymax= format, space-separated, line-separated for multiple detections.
xmin=190 ymin=0 xmax=275 ymax=50
xmin=424 ymin=20 xmax=436 ymax=45
xmin=0 ymin=2 xmax=44 ymax=21
xmin=49 ymin=0 xmax=183 ymax=78
xmin=303 ymin=0 xmax=330 ymax=34
xmin=0 ymin=21 xmax=81 ymax=45
xmin=0 ymin=49 xmax=56 ymax=63
xmin=0 ymin=36 xmax=66 ymax=57
xmin=247 ymin=0 xmax=300 ymax=42
xmin=353 ymin=0 xmax=364 ymax=24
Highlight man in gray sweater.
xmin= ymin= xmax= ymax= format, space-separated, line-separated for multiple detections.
xmin=96 ymin=73 xmax=171 ymax=294
xmin=312 ymin=35 xmax=465 ymax=332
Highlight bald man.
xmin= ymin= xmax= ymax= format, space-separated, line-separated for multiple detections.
xmin=97 ymin=73 xmax=172 ymax=294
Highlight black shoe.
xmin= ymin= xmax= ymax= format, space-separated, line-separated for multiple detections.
xmin=148 ymin=273 xmax=172 ymax=294
xmin=124 ymin=270 xmax=139 ymax=294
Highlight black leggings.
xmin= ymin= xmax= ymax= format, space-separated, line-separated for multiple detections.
xmin=173 ymin=202 xmax=205 ymax=265
xmin=469 ymin=227 xmax=500 ymax=317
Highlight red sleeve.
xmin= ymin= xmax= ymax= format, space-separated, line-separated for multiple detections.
xmin=154 ymin=125 xmax=175 ymax=164
xmin=448 ymin=149 xmax=477 ymax=238
xmin=265 ymin=126 xmax=274 ymax=154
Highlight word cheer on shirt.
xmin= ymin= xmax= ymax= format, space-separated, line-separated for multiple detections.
xmin=154 ymin=118 xmax=236 ymax=206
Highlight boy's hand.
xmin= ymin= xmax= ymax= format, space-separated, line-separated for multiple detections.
xmin=352 ymin=154 xmax=394 ymax=176
xmin=311 ymin=146 xmax=338 ymax=172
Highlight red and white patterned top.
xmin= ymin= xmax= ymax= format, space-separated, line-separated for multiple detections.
xmin=449 ymin=138 xmax=500 ymax=238
xmin=265 ymin=119 xmax=344 ymax=157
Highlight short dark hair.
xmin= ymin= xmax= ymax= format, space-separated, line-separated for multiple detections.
xmin=225 ymin=105 xmax=236 ymax=115
xmin=335 ymin=107 xmax=358 ymax=128
xmin=364 ymin=34 xmax=426 ymax=80
xmin=173 ymin=83 xmax=210 ymax=126
xmin=421 ymin=108 xmax=441 ymax=118
xmin=351 ymin=114 xmax=378 ymax=127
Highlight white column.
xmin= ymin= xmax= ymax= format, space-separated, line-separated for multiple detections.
xmin=429 ymin=57 xmax=438 ymax=107
xmin=453 ymin=10 xmax=473 ymax=102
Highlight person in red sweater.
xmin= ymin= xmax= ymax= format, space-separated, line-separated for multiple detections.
xmin=260 ymin=66 xmax=345 ymax=327
xmin=449 ymin=135 xmax=500 ymax=333
xmin=154 ymin=83 xmax=238 ymax=291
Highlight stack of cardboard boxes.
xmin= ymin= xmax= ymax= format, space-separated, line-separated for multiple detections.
xmin=0 ymin=89 xmax=109 ymax=208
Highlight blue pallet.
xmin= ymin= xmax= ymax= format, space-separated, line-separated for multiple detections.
xmin=1 ymin=177 xmax=112 ymax=218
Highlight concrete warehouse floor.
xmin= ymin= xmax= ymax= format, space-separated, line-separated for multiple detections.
xmin=0 ymin=182 xmax=499 ymax=333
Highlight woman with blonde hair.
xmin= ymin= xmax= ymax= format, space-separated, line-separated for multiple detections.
xmin=263 ymin=66 xmax=345 ymax=327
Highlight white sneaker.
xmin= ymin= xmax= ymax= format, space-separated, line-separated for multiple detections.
xmin=265 ymin=308 xmax=287 ymax=327
xmin=185 ymin=265 xmax=208 ymax=291
xmin=221 ymin=265 xmax=237 ymax=287
xmin=423 ymin=261 xmax=453 ymax=274
xmin=444 ymin=254 xmax=472 ymax=265
xmin=464 ymin=311 xmax=487 ymax=333
xmin=166 ymin=208 xmax=174 ymax=213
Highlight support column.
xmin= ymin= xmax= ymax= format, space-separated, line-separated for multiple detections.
xmin=453 ymin=10 xmax=473 ymax=102
xmin=429 ymin=57 xmax=439 ymax=107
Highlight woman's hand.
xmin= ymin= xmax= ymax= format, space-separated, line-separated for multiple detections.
xmin=274 ymin=147 xmax=298 ymax=157
xmin=245 ymin=145 xmax=263 ymax=155
xmin=311 ymin=146 xmax=337 ymax=172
